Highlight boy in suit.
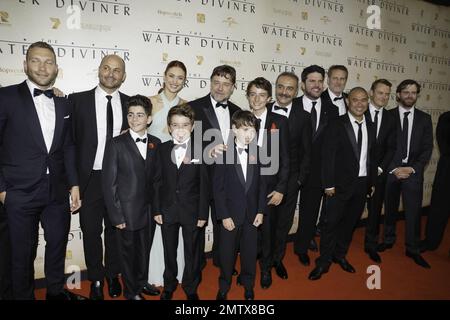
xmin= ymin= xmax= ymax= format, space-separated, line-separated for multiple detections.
xmin=102 ymin=95 xmax=161 ymax=300
xmin=214 ymin=110 xmax=266 ymax=300
xmin=153 ymin=104 xmax=210 ymax=300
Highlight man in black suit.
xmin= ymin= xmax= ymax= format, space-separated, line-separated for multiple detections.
xmin=421 ymin=111 xmax=450 ymax=252
xmin=267 ymin=72 xmax=312 ymax=280
xmin=321 ymin=65 xmax=349 ymax=116
xmin=189 ymin=65 xmax=241 ymax=269
xmin=364 ymin=79 xmax=396 ymax=263
xmin=154 ymin=104 xmax=210 ymax=301
xmin=293 ymin=65 xmax=339 ymax=267
xmin=0 ymin=203 xmax=12 ymax=299
xmin=102 ymin=95 xmax=160 ymax=300
xmin=246 ymin=77 xmax=289 ymax=289
xmin=379 ymin=80 xmax=433 ymax=269
xmin=214 ymin=111 xmax=266 ymax=300
xmin=0 ymin=42 xmax=83 ymax=299
xmin=309 ymin=87 xmax=376 ymax=281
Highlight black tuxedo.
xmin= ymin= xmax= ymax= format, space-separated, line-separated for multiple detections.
xmin=316 ymin=114 xmax=376 ymax=269
xmin=0 ymin=204 xmax=11 ymax=300
xmin=364 ymin=108 xmax=396 ymax=251
xmin=424 ymin=111 xmax=450 ymax=250
xmin=190 ymin=93 xmax=241 ymax=266
xmin=68 ymin=88 xmax=128 ymax=282
xmin=321 ymin=89 xmax=348 ymax=115
xmin=267 ymin=100 xmax=312 ymax=265
xmin=293 ymin=96 xmax=339 ymax=255
xmin=0 ymin=81 xmax=78 ymax=299
xmin=102 ymin=132 xmax=160 ymax=299
xmin=257 ymin=109 xmax=290 ymax=272
xmin=154 ymin=139 xmax=210 ymax=295
xmin=213 ymin=143 xmax=266 ymax=292
xmin=383 ymin=107 xmax=433 ymax=254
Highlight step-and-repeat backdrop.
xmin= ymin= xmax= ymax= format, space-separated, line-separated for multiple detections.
xmin=0 ymin=0 xmax=449 ymax=278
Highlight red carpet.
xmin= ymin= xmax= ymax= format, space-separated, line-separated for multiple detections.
xmin=35 ymin=216 xmax=450 ymax=300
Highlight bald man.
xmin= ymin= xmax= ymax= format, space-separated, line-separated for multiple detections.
xmin=309 ymin=87 xmax=376 ymax=280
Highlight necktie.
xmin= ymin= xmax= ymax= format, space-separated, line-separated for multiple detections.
xmin=33 ymin=88 xmax=54 ymax=98
xmin=255 ymin=118 xmax=262 ymax=130
xmin=174 ymin=143 xmax=187 ymax=150
xmin=216 ymin=102 xmax=227 ymax=109
xmin=274 ymin=105 xmax=288 ymax=113
xmin=311 ymin=101 xmax=318 ymax=132
xmin=356 ymin=121 xmax=363 ymax=160
xmin=237 ymin=147 xmax=248 ymax=155
xmin=374 ymin=110 xmax=379 ymax=139
xmin=401 ymin=111 xmax=410 ymax=160
xmin=333 ymin=96 xmax=343 ymax=101
xmin=135 ymin=137 xmax=147 ymax=143
xmin=106 ymin=95 xmax=113 ymax=141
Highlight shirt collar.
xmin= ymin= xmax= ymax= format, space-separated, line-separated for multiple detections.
xmin=255 ymin=108 xmax=267 ymax=121
xmin=348 ymin=112 xmax=365 ymax=125
xmin=129 ymin=129 xmax=147 ymax=141
xmin=173 ymin=137 xmax=191 ymax=145
xmin=274 ymin=101 xmax=292 ymax=111
xmin=235 ymin=139 xmax=248 ymax=150
xmin=26 ymin=79 xmax=52 ymax=97
xmin=399 ymin=104 xmax=415 ymax=115
xmin=328 ymin=88 xmax=343 ymax=100
xmin=96 ymin=85 xmax=119 ymax=99
xmin=369 ymin=103 xmax=383 ymax=114
xmin=303 ymin=95 xmax=320 ymax=107
xmin=211 ymin=95 xmax=228 ymax=108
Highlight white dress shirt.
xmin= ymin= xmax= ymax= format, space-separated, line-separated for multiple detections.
xmin=271 ymin=101 xmax=293 ymax=118
xmin=328 ymin=88 xmax=347 ymax=116
xmin=93 ymin=86 xmax=123 ymax=170
xmin=211 ymin=96 xmax=230 ymax=144
xmin=369 ymin=103 xmax=384 ymax=138
xmin=235 ymin=141 xmax=248 ymax=181
xmin=302 ymin=95 xmax=321 ymax=131
xmin=348 ymin=112 xmax=368 ymax=177
xmin=255 ymin=108 xmax=267 ymax=147
xmin=129 ymin=130 xmax=147 ymax=160
xmin=173 ymin=137 xmax=190 ymax=168
xmin=398 ymin=105 xmax=415 ymax=163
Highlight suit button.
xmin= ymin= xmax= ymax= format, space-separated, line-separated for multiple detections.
xmin=175 ymin=190 xmax=179 ymax=194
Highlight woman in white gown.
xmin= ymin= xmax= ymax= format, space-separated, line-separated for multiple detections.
xmin=147 ymin=61 xmax=187 ymax=287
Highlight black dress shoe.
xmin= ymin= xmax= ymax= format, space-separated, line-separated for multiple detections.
xmin=309 ymin=239 xmax=318 ymax=252
xmin=365 ymin=249 xmax=382 ymax=263
xmin=308 ymin=266 xmax=328 ymax=280
xmin=260 ymin=271 xmax=272 ymax=289
xmin=244 ymin=288 xmax=254 ymax=300
xmin=46 ymin=289 xmax=88 ymax=300
xmin=298 ymin=253 xmax=310 ymax=266
xmin=232 ymin=268 xmax=238 ymax=276
xmin=419 ymin=240 xmax=428 ymax=253
xmin=160 ymin=290 xmax=173 ymax=300
xmin=273 ymin=261 xmax=288 ymax=279
xmin=141 ymin=283 xmax=160 ymax=296
xmin=216 ymin=291 xmax=227 ymax=300
xmin=377 ymin=242 xmax=393 ymax=252
xmin=106 ymin=276 xmax=122 ymax=298
xmin=89 ymin=280 xmax=104 ymax=300
xmin=129 ymin=294 xmax=145 ymax=300
xmin=332 ymin=257 xmax=356 ymax=273
xmin=187 ymin=293 xmax=199 ymax=300
xmin=406 ymin=251 xmax=431 ymax=269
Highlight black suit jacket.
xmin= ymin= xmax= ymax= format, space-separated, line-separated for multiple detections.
xmin=0 ymin=81 xmax=78 ymax=202
xmin=321 ymin=89 xmax=348 ymax=114
xmin=322 ymin=114 xmax=376 ymax=198
xmin=213 ymin=143 xmax=267 ymax=225
xmin=153 ymin=139 xmax=210 ymax=225
xmin=386 ymin=107 xmax=433 ymax=178
xmin=267 ymin=100 xmax=312 ymax=185
xmin=68 ymin=88 xmax=129 ymax=196
xmin=295 ymin=95 xmax=339 ymax=188
xmin=102 ymin=132 xmax=160 ymax=231
xmin=364 ymin=108 xmax=396 ymax=173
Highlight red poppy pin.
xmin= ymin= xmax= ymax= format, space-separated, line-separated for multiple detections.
xmin=249 ymin=155 xmax=256 ymax=162
xmin=270 ymin=122 xmax=278 ymax=133
xmin=148 ymin=142 xmax=155 ymax=150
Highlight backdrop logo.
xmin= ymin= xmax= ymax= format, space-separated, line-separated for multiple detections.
xmin=197 ymin=13 xmax=206 ymax=23
xmin=356 ymin=0 xmax=408 ymax=16
xmin=348 ymin=24 xmax=406 ymax=44
xmin=262 ymin=24 xmax=343 ymax=47
xmin=177 ymin=0 xmax=256 ymax=14
xmin=50 ymin=17 xmax=61 ymax=29
xmin=417 ymin=80 xmax=450 ymax=91
xmin=0 ymin=11 xmax=10 ymax=25
xmin=261 ymin=60 xmax=304 ymax=73
xmin=142 ymin=30 xmax=255 ymax=53
xmin=289 ymin=0 xmax=344 ymax=13
xmin=411 ymin=23 xmax=450 ymax=39
xmin=347 ymin=57 xmax=405 ymax=74
xmin=55 ymin=0 xmax=131 ymax=16
xmin=223 ymin=17 xmax=237 ymax=27
xmin=409 ymin=52 xmax=450 ymax=67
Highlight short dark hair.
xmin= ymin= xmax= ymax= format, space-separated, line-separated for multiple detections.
xmin=246 ymin=77 xmax=272 ymax=97
xmin=348 ymin=86 xmax=368 ymax=98
xmin=396 ymin=79 xmax=421 ymax=94
xmin=210 ymin=65 xmax=236 ymax=84
xmin=167 ymin=103 xmax=195 ymax=126
xmin=276 ymin=72 xmax=299 ymax=85
xmin=127 ymin=94 xmax=152 ymax=115
xmin=26 ymin=41 xmax=56 ymax=61
xmin=301 ymin=65 xmax=325 ymax=82
xmin=231 ymin=110 xmax=258 ymax=130
xmin=370 ymin=79 xmax=392 ymax=91
xmin=327 ymin=65 xmax=348 ymax=77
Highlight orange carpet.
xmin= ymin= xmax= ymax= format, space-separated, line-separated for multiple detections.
xmin=35 ymin=216 xmax=450 ymax=300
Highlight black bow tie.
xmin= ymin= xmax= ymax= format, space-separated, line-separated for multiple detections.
xmin=237 ymin=147 xmax=248 ymax=155
xmin=216 ymin=102 xmax=228 ymax=109
xmin=333 ymin=96 xmax=344 ymax=101
xmin=33 ymin=88 xmax=54 ymax=98
xmin=274 ymin=105 xmax=288 ymax=112
xmin=174 ymin=143 xmax=187 ymax=150
xmin=135 ymin=137 xmax=147 ymax=143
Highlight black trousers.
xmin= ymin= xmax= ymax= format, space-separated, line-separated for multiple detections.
xmin=5 ymin=177 xmax=70 ymax=299
xmin=364 ymin=173 xmax=388 ymax=251
xmin=0 ymin=204 xmax=12 ymax=300
xmin=316 ymin=178 xmax=368 ymax=269
xmin=79 ymin=171 xmax=121 ymax=281
xmin=294 ymin=185 xmax=323 ymax=255
xmin=258 ymin=204 xmax=275 ymax=273
xmin=162 ymin=222 xmax=202 ymax=295
xmin=218 ymin=221 xmax=257 ymax=293
xmin=383 ymin=173 xmax=423 ymax=254
xmin=117 ymin=225 xmax=149 ymax=299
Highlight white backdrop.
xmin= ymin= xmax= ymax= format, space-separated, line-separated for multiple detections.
xmin=0 ymin=0 xmax=448 ymax=278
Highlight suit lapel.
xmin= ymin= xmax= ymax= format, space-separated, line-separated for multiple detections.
xmin=314 ymin=101 xmax=328 ymax=140
xmin=233 ymin=147 xmax=246 ymax=189
xmin=145 ymin=135 xmax=157 ymax=170
xmin=245 ymin=151 xmax=255 ymax=193
xmin=178 ymin=140 xmax=192 ymax=172
xmin=124 ymin=132 xmax=145 ymax=166
xmin=344 ymin=115 xmax=359 ymax=160
xmin=203 ymin=95 xmax=221 ymax=131
xmin=49 ymin=97 xmax=64 ymax=154
xmin=88 ymin=89 xmax=99 ymax=148
xmin=119 ymin=92 xmax=129 ymax=131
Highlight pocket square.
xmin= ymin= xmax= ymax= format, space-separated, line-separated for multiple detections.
xmin=64 ymin=115 xmax=70 ymax=119
xmin=190 ymin=159 xmax=200 ymax=163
